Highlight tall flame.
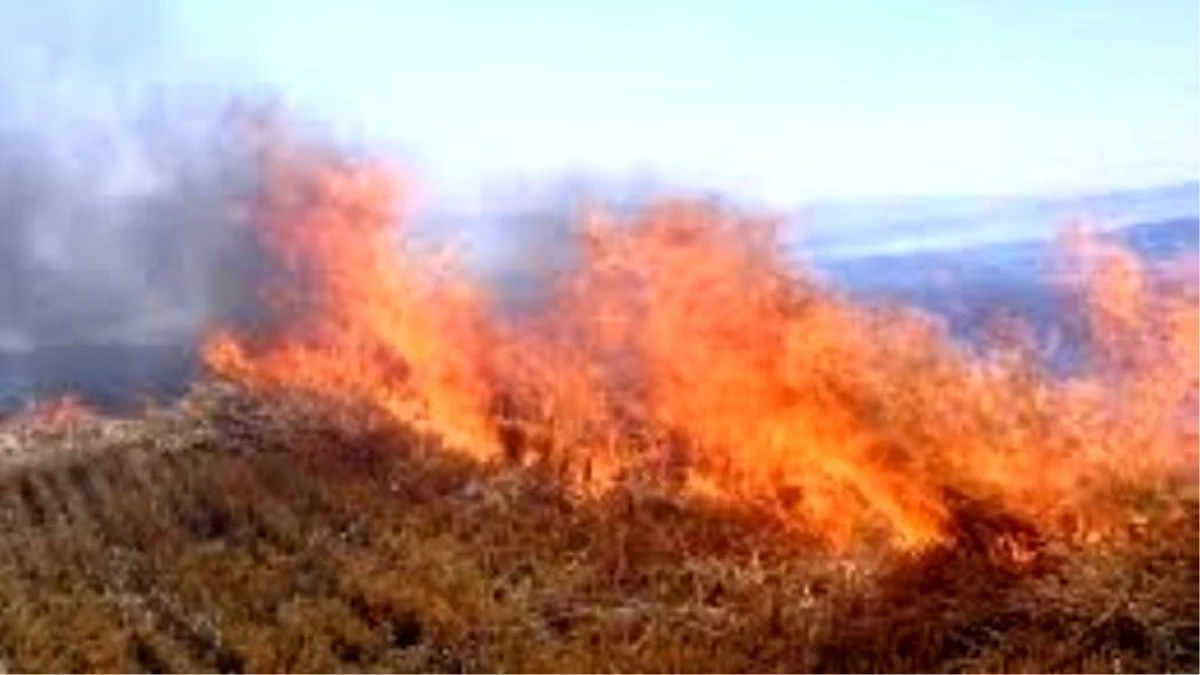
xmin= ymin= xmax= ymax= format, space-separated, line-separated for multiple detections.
xmin=204 ymin=134 xmax=498 ymax=459
xmin=204 ymin=129 xmax=1198 ymax=551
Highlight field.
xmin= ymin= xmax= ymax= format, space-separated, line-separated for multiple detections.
xmin=0 ymin=126 xmax=1195 ymax=673
xmin=0 ymin=384 xmax=1193 ymax=673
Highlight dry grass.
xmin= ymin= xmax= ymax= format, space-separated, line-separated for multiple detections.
xmin=0 ymin=381 xmax=1193 ymax=673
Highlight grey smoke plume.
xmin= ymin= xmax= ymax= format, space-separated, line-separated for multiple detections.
xmin=0 ymin=2 xmax=274 ymax=350
xmin=0 ymin=107 xmax=259 ymax=348
xmin=0 ymin=1 xmax=710 ymax=407
xmin=0 ymin=1 xmax=299 ymax=409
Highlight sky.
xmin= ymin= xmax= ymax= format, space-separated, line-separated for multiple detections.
xmin=2 ymin=0 xmax=1199 ymax=207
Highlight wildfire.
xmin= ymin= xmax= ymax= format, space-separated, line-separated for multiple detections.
xmin=202 ymin=126 xmax=1199 ymax=551
xmin=203 ymin=136 xmax=498 ymax=460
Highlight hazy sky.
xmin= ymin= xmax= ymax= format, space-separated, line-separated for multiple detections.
xmin=5 ymin=0 xmax=1200 ymax=205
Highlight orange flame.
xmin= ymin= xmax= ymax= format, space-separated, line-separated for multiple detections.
xmin=203 ymin=137 xmax=498 ymax=459
xmin=203 ymin=129 xmax=1199 ymax=551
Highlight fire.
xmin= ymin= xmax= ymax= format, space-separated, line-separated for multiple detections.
xmin=202 ymin=127 xmax=1199 ymax=551
xmin=202 ymin=135 xmax=498 ymax=460
xmin=493 ymin=202 xmax=950 ymax=547
xmin=1 ymin=395 xmax=93 ymax=429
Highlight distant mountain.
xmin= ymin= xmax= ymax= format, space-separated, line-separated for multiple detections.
xmin=819 ymin=214 xmax=1199 ymax=288
xmin=1111 ymin=215 xmax=1200 ymax=261
xmin=792 ymin=181 xmax=1199 ymax=258
xmin=817 ymin=214 xmax=1199 ymax=359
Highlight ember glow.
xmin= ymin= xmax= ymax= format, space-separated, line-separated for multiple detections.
xmin=203 ymin=129 xmax=1198 ymax=551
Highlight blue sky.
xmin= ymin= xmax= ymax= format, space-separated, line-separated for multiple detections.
xmin=4 ymin=0 xmax=1199 ymax=206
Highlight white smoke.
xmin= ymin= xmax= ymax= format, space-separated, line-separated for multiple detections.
xmin=0 ymin=1 xmax=273 ymax=349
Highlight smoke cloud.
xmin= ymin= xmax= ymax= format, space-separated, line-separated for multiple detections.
xmin=0 ymin=2 xmax=298 ymax=408
xmin=0 ymin=2 xmax=273 ymax=350
xmin=0 ymin=2 xmax=734 ymax=407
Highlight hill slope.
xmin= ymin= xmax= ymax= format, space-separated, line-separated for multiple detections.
xmin=0 ymin=385 xmax=1194 ymax=673
xmin=818 ymin=215 xmax=1199 ymax=348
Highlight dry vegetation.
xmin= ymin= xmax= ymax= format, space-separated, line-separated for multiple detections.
xmin=0 ymin=383 xmax=1194 ymax=673
xmin=0 ymin=124 xmax=1195 ymax=673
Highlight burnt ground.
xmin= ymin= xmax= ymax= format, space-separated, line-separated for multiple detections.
xmin=0 ymin=383 xmax=1194 ymax=673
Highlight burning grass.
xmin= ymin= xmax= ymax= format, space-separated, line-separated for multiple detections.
xmin=0 ymin=124 xmax=1195 ymax=672
xmin=0 ymin=383 xmax=1194 ymax=673
xmin=205 ymin=129 xmax=1196 ymax=553
xmin=0 ymin=381 xmax=1195 ymax=667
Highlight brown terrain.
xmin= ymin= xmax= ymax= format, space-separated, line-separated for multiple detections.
xmin=0 ymin=384 xmax=1195 ymax=673
xmin=0 ymin=129 xmax=1195 ymax=673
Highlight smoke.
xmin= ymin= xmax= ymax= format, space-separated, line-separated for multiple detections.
xmin=0 ymin=2 xmax=275 ymax=350
xmin=0 ymin=1 xmax=301 ymax=409
xmin=0 ymin=1 xmax=758 ymax=409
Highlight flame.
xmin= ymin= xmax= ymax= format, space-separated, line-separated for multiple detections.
xmin=202 ymin=129 xmax=1199 ymax=551
xmin=1 ymin=395 xmax=93 ymax=429
xmin=203 ymin=136 xmax=498 ymax=459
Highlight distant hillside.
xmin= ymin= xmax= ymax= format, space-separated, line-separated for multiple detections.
xmin=818 ymin=214 xmax=1199 ymax=353
xmin=1112 ymin=215 xmax=1200 ymax=260
xmin=794 ymin=181 xmax=1199 ymax=258
xmin=821 ymin=214 xmax=1199 ymax=286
